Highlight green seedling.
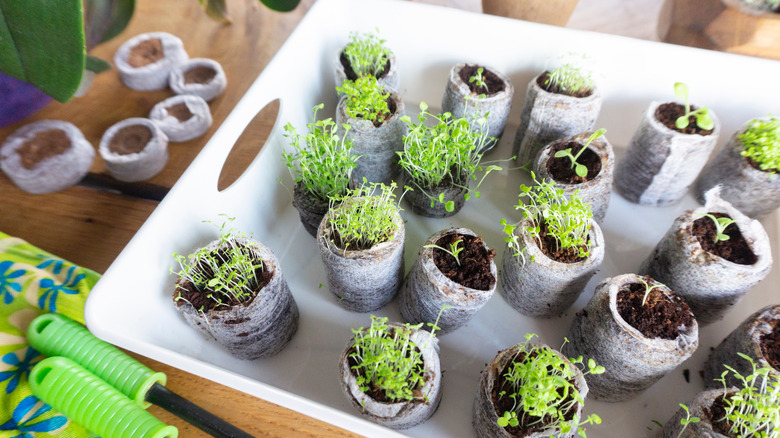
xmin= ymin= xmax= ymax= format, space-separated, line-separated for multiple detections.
xmin=676 ymin=403 xmax=701 ymax=438
xmin=282 ymin=104 xmax=358 ymax=203
xmin=715 ymin=353 xmax=780 ymax=438
xmin=673 ymin=82 xmax=714 ymax=131
xmin=343 ymin=30 xmax=392 ymax=79
xmin=544 ymin=53 xmax=595 ymax=95
xmin=327 ymin=181 xmax=404 ymax=252
xmin=336 ymin=75 xmax=392 ymax=126
xmin=739 ymin=116 xmax=780 ymax=174
xmin=636 ymin=276 xmax=664 ymax=306
xmin=554 ymin=128 xmax=607 ymax=178
xmin=701 ymin=213 xmax=737 ymax=244
xmin=469 ymin=66 xmax=488 ymax=95
xmin=424 ymin=238 xmax=465 ymax=266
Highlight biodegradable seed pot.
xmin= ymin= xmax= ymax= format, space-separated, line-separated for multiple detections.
xmin=149 ymin=94 xmax=212 ymax=143
xmin=695 ymin=116 xmax=780 ymax=218
xmin=169 ymin=58 xmax=227 ymax=102
xmin=173 ymin=235 xmax=299 ymax=360
xmin=401 ymin=170 xmax=469 ymax=218
xmin=661 ymin=388 xmax=734 ymax=438
xmin=399 ymin=228 xmax=497 ymax=334
xmin=441 ymin=63 xmax=514 ymax=154
xmin=333 ymin=31 xmax=399 ymax=92
xmin=563 ymin=274 xmax=699 ymax=402
xmin=533 ymin=130 xmax=615 ymax=223
xmin=339 ymin=319 xmax=442 ymax=429
xmin=99 ymin=117 xmax=169 ymax=182
xmin=473 ymin=341 xmax=591 ymax=438
xmin=639 ymin=188 xmax=772 ymax=325
xmin=513 ymin=71 xmax=602 ymax=166
xmin=292 ymin=181 xmax=331 ymax=237
xmin=114 ymin=32 xmax=188 ymax=91
xmin=0 ymin=120 xmax=94 ymax=194
xmin=703 ymin=304 xmax=780 ymax=389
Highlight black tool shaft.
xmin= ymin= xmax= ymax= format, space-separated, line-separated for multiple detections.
xmin=145 ymin=383 xmax=254 ymax=438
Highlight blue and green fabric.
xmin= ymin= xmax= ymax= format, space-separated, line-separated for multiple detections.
xmin=0 ymin=232 xmax=100 ymax=438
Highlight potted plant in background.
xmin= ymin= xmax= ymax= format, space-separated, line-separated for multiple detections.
xmin=283 ymin=103 xmax=358 ymax=237
xmin=500 ymin=174 xmax=605 ymax=318
xmin=339 ymin=314 xmax=443 ymax=429
xmin=333 ymin=30 xmax=399 ymax=92
xmin=335 ymin=75 xmax=407 ymax=184
xmin=695 ymin=115 xmax=780 ymax=218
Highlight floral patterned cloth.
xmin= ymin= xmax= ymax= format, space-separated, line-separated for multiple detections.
xmin=0 ymin=232 xmax=100 ymax=438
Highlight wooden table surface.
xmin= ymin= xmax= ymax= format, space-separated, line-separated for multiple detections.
xmin=0 ymin=0 xmax=775 ymax=436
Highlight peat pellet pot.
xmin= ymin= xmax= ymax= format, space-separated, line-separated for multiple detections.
xmin=661 ymin=388 xmax=736 ymax=438
xmin=401 ymin=170 xmax=468 ymax=218
xmin=333 ymin=44 xmax=399 ymax=92
xmin=399 ymin=228 xmax=497 ymax=334
xmin=292 ymin=182 xmax=331 ymax=238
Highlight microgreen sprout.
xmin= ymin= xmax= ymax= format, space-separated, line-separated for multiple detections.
xmin=554 ymin=128 xmax=607 ymax=178
xmin=496 ymin=333 xmax=603 ymax=436
xmin=469 ymin=67 xmax=488 ymax=96
xmin=544 ymin=53 xmax=595 ymax=96
xmin=636 ymin=276 xmax=665 ymax=306
xmin=514 ymin=173 xmax=594 ymax=258
xmin=336 ymin=76 xmax=392 ymax=127
xmin=397 ymin=102 xmax=501 ymax=212
xmin=343 ymin=29 xmax=391 ymax=79
xmin=715 ymin=353 xmax=780 ymax=438
xmin=500 ymin=218 xmax=529 ymax=266
xmin=172 ymin=217 xmax=263 ymax=310
xmin=739 ymin=116 xmax=780 ymax=173
xmin=676 ymin=403 xmax=701 ymax=438
xmin=424 ymin=237 xmax=465 ymax=266
xmin=327 ymin=181 xmax=404 ymax=251
xmin=673 ymin=82 xmax=714 ymax=131
xmin=282 ymin=104 xmax=358 ymax=203
xmin=700 ymin=213 xmax=737 ymax=243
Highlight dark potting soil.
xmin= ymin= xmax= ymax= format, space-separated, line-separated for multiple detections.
xmin=346 ymin=340 xmax=425 ymax=403
xmin=654 ymin=102 xmax=714 ymax=136
xmin=175 ymin=246 xmax=272 ymax=313
xmin=537 ymin=71 xmax=593 ymax=98
xmin=692 ymin=213 xmax=757 ymax=265
xmin=744 ymin=154 xmax=775 ymax=174
xmin=167 ymin=103 xmax=194 ymax=122
xmin=184 ymin=66 xmax=217 ymax=85
xmin=492 ymin=351 xmax=578 ymax=437
xmin=432 ymin=233 xmax=496 ymax=291
xmin=616 ymin=279 xmax=695 ymax=340
xmin=458 ymin=64 xmax=505 ymax=97
xmin=546 ymin=141 xmax=602 ymax=184
xmin=707 ymin=393 xmax=737 ymax=438
xmin=760 ymin=318 xmax=780 ymax=371
xmin=16 ymin=129 xmax=71 ymax=170
xmin=340 ymin=51 xmax=390 ymax=81
xmin=538 ymin=220 xmax=587 ymax=264
xmin=109 ymin=124 xmax=153 ymax=155
xmin=128 ymin=38 xmax=163 ymax=68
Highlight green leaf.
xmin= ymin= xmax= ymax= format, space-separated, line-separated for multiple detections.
xmin=554 ymin=150 xmax=569 ymax=158
xmin=83 ymin=0 xmax=134 ymax=49
xmin=575 ymin=164 xmax=587 ymax=178
xmin=696 ymin=112 xmax=715 ymax=130
xmin=259 ymin=0 xmax=300 ymax=12
xmin=674 ymin=82 xmax=688 ymax=100
xmin=85 ymin=55 xmax=110 ymax=73
xmin=675 ymin=116 xmax=689 ymax=130
xmin=198 ymin=0 xmax=230 ymax=22
xmin=0 ymin=0 xmax=86 ymax=102
xmin=445 ymin=201 xmax=454 ymax=212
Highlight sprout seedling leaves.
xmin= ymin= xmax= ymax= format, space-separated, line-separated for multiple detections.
xmin=701 ymin=213 xmax=737 ymax=243
xmin=554 ymin=128 xmax=607 ymax=178
xmin=674 ymin=82 xmax=714 ymax=131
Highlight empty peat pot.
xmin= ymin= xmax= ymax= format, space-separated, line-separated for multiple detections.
xmin=0 ymin=120 xmax=94 ymax=194
xmin=114 ymin=32 xmax=188 ymax=91
xmin=149 ymin=94 xmax=213 ymax=142
xmin=562 ymin=273 xmax=699 ymax=402
xmin=169 ymin=58 xmax=227 ymax=102
xmin=399 ymin=228 xmax=497 ymax=334
xmin=639 ymin=187 xmax=772 ymax=325
xmin=441 ymin=63 xmax=514 ymax=153
xmin=533 ymin=131 xmax=615 ymax=223
xmin=615 ymin=101 xmax=720 ymax=206
xmin=513 ymin=71 xmax=602 ymax=166
xmin=99 ymin=118 xmax=169 ymax=182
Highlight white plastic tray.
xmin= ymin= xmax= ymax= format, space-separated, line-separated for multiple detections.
xmin=86 ymin=1 xmax=780 ymax=436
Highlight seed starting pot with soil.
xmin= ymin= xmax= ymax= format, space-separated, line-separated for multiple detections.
xmin=639 ymin=188 xmax=773 ymax=325
xmin=563 ymin=273 xmax=699 ymax=402
xmin=513 ymin=72 xmax=602 ymax=166
xmin=695 ymin=117 xmax=780 ymax=218
xmin=114 ymin=32 xmax=189 ymax=91
xmin=533 ymin=131 xmax=615 ymax=223
xmin=401 ymin=170 xmax=469 ymax=218
xmin=703 ymin=304 xmax=780 ymax=389
xmin=173 ymin=237 xmax=300 ymax=360
xmin=441 ymin=63 xmax=514 ymax=154
xmin=169 ymin=58 xmax=228 ymax=102
xmin=399 ymin=228 xmax=497 ymax=334
xmin=614 ymin=101 xmax=720 ymax=206
xmin=500 ymin=217 xmax=605 ymax=318
xmin=99 ymin=117 xmax=169 ymax=182
xmin=333 ymin=44 xmax=399 ymax=92
xmin=661 ymin=388 xmax=734 ymax=438
xmin=149 ymin=94 xmax=213 ymax=143
xmin=292 ymin=182 xmax=331 ymax=237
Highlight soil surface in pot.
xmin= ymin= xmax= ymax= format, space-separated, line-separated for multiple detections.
xmin=431 ymin=233 xmax=496 ymax=291
xmin=707 ymin=393 xmax=738 ymax=438
xmin=458 ymin=64 xmax=505 ymax=97
xmin=109 ymin=124 xmax=153 ymax=155
xmin=492 ymin=351 xmax=578 ymax=437
xmin=340 ymin=51 xmax=390 ymax=81
xmin=175 ymin=245 xmax=272 ymax=314
xmin=346 ymin=336 xmax=425 ymax=403
xmin=184 ymin=66 xmax=217 ymax=85
xmin=761 ymin=318 xmax=780 ymax=371
xmin=167 ymin=103 xmax=194 ymax=122
xmin=654 ymin=103 xmax=714 ymax=136
xmin=692 ymin=213 xmax=757 ymax=265
xmin=537 ymin=71 xmax=593 ymax=98
xmin=128 ymin=38 xmax=163 ymax=68
xmin=17 ymin=129 xmax=71 ymax=169
xmin=546 ymin=141 xmax=602 ymax=184
xmin=537 ymin=220 xmax=588 ymax=264
xmin=616 ymin=280 xmax=695 ymax=340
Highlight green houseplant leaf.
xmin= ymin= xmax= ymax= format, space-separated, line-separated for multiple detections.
xmin=260 ymin=0 xmax=301 ymax=12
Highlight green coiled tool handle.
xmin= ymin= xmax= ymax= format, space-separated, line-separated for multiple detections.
xmin=27 ymin=313 xmax=166 ymax=408
xmin=30 ymin=357 xmax=178 ymax=438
